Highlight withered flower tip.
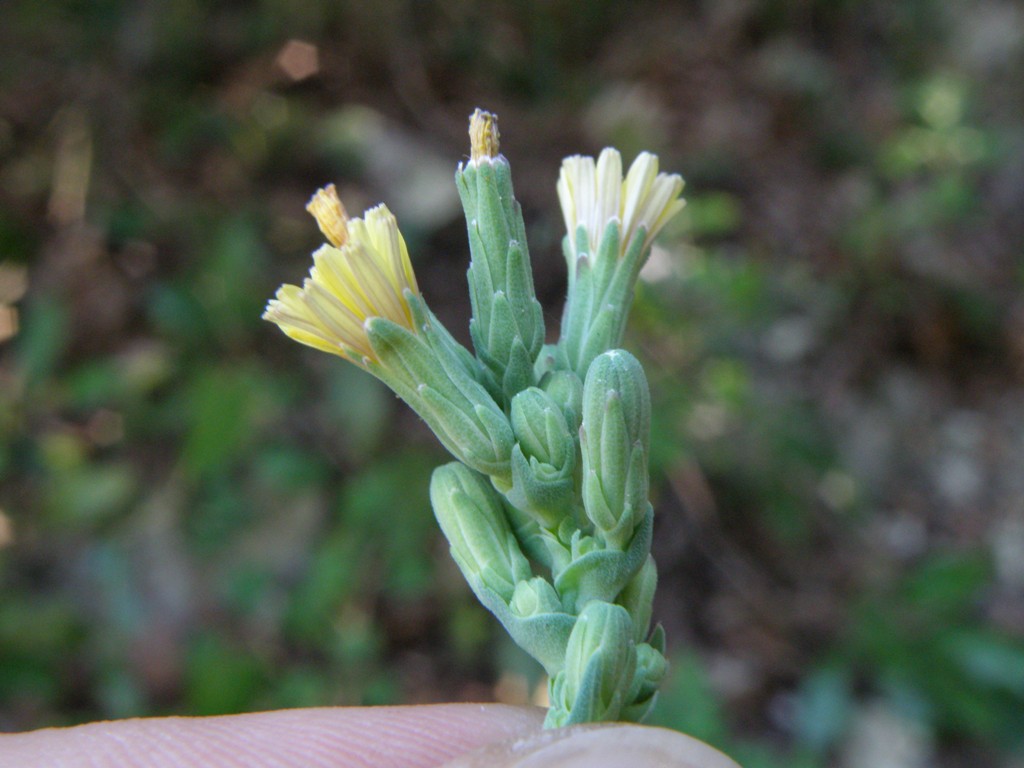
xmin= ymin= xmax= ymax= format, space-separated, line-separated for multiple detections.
xmin=469 ymin=109 xmax=500 ymax=163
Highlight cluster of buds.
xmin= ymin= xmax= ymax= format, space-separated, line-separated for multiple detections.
xmin=265 ymin=110 xmax=685 ymax=727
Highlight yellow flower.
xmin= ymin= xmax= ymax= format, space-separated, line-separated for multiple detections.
xmin=556 ymin=148 xmax=685 ymax=260
xmin=263 ymin=186 xmax=420 ymax=364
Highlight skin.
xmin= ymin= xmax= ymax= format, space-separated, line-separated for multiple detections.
xmin=0 ymin=705 xmax=741 ymax=768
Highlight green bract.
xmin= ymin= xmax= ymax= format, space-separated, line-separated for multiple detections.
xmin=508 ymin=387 xmax=577 ymax=528
xmin=265 ymin=108 xmax=685 ymax=728
xmin=364 ymin=294 xmax=514 ymax=484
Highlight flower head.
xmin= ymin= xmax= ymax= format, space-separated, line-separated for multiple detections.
xmin=556 ymin=148 xmax=685 ymax=259
xmin=264 ymin=187 xmax=420 ymax=365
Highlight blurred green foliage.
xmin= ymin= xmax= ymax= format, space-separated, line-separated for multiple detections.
xmin=1 ymin=0 xmax=1023 ymax=765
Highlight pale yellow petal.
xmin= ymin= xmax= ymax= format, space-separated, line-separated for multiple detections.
xmin=595 ymin=148 xmax=622 ymax=233
xmin=631 ymin=174 xmax=680 ymax=246
xmin=346 ymin=242 xmax=407 ymax=325
xmin=556 ymin=159 xmax=580 ymax=244
xmin=577 ymin=156 xmax=596 ymax=247
xmin=621 ymin=152 xmax=658 ymax=246
xmin=303 ymin=279 xmax=373 ymax=358
xmin=264 ymin=288 xmax=347 ymax=357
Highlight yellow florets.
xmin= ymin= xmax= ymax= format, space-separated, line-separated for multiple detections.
xmin=264 ymin=192 xmax=420 ymax=365
xmin=557 ymin=148 xmax=685 ymax=259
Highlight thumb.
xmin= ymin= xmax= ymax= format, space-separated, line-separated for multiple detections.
xmin=441 ymin=723 xmax=742 ymax=768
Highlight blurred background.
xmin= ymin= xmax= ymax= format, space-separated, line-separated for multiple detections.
xmin=1 ymin=1 xmax=1023 ymax=766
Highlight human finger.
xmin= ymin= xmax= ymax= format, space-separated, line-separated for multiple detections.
xmin=442 ymin=722 xmax=742 ymax=768
xmin=0 ymin=703 xmax=546 ymax=768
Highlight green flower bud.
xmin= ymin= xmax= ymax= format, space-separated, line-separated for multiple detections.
xmin=510 ymin=576 xmax=564 ymax=619
xmin=432 ymin=465 xmax=575 ymax=677
xmin=506 ymin=387 xmax=577 ymax=528
xmin=582 ymin=349 xmax=650 ymax=448
xmin=580 ymin=350 xmax=651 ymax=548
xmin=457 ymin=111 xmax=545 ymax=402
xmin=534 ymin=343 xmax=566 ymax=382
xmin=633 ymin=642 xmax=668 ymax=700
xmin=570 ymin=530 xmax=602 ymax=561
xmin=511 ymin=387 xmax=574 ymax=470
xmin=546 ymin=601 xmax=638 ymax=727
xmin=500 ymin=502 xmax=569 ymax=573
xmin=366 ymin=297 xmax=514 ymax=484
xmin=508 ymin=448 xmax=573 ymax=530
xmin=617 ymin=555 xmax=657 ymax=642
xmin=429 ymin=463 xmax=531 ymax=601
xmin=621 ymin=642 xmax=668 ymax=723
xmin=540 ymin=368 xmax=584 ymax=433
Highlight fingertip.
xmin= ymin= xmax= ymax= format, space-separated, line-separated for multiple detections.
xmin=0 ymin=704 xmax=547 ymax=768
xmin=439 ymin=723 xmax=743 ymax=768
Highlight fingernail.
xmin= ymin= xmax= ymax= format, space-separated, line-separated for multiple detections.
xmin=440 ymin=723 xmax=742 ymax=768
